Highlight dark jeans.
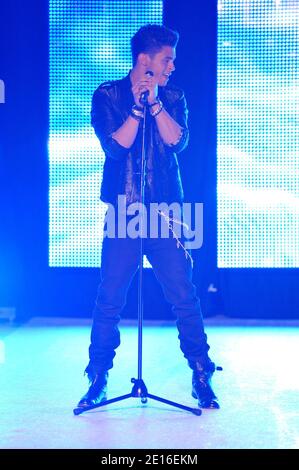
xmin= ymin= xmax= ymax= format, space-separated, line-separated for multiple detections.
xmin=85 ymin=209 xmax=210 ymax=375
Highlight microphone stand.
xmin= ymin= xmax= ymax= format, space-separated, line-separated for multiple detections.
xmin=73 ymin=98 xmax=201 ymax=417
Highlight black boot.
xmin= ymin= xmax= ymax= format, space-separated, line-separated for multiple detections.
xmin=189 ymin=360 xmax=220 ymax=409
xmin=77 ymin=371 xmax=108 ymax=408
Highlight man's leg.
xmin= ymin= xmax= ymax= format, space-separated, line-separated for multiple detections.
xmin=77 ymin=214 xmax=141 ymax=408
xmin=145 ymin=236 xmax=209 ymax=361
xmin=145 ymin=234 xmax=219 ymax=408
xmin=86 ymin=233 xmax=140 ymax=376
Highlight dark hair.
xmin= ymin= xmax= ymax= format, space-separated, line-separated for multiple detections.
xmin=131 ymin=24 xmax=179 ymax=66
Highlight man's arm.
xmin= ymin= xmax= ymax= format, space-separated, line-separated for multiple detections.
xmin=110 ymin=115 xmax=140 ymax=149
xmin=91 ymin=87 xmax=140 ymax=160
xmin=152 ymin=105 xmax=183 ymax=145
xmin=151 ymin=91 xmax=189 ymax=153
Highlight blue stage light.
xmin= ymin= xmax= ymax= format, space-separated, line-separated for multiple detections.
xmin=217 ymin=0 xmax=299 ymax=268
xmin=49 ymin=0 xmax=163 ymax=267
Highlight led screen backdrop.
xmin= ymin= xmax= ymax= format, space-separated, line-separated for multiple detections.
xmin=217 ymin=0 xmax=299 ymax=268
xmin=49 ymin=0 xmax=163 ymax=267
xmin=50 ymin=1 xmax=298 ymax=270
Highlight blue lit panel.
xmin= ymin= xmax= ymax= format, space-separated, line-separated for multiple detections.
xmin=49 ymin=0 xmax=163 ymax=267
xmin=217 ymin=0 xmax=299 ymax=268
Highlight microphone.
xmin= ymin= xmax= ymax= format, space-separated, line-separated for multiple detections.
xmin=140 ymin=70 xmax=154 ymax=105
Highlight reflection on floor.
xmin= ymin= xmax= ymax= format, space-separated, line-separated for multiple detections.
xmin=0 ymin=316 xmax=298 ymax=449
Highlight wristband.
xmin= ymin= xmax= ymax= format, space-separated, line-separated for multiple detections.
xmin=132 ymin=104 xmax=144 ymax=112
xmin=130 ymin=111 xmax=143 ymax=121
xmin=148 ymin=98 xmax=162 ymax=108
xmin=131 ymin=104 xmax=144 ymax=121
xmin=150 ymin=101 xmax=163 ymax=117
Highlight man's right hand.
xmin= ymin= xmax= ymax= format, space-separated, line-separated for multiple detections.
xmin=131 ymin=74 xmax=158 ymax=107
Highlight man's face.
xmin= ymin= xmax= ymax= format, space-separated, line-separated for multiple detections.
xmin=145 ymin=46 xmax=176 ymax=86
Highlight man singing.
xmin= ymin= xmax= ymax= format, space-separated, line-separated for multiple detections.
xmin=77 ymin=24 xmax=220 ymax=410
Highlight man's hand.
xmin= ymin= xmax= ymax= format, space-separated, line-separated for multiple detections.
xmin=131 ymin=73 xmax=158 ymax=107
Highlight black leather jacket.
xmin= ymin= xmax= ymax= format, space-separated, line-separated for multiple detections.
xmin=91 ymin=71 xmax=189 ymax=205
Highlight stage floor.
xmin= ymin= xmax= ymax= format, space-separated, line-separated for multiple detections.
xmin=0 ymin=316 xmax=298 ymax=449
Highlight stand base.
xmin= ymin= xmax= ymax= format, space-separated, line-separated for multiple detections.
xmin=73 ymin=378 xmax=202 ymax=416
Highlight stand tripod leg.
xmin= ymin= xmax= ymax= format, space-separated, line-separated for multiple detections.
xmin=131 ymin=379 xmax=201 ymax=416
xmin=73 ymin=393 xmax=132 ymax=416
xmin=73 ymin=379 xmax=201 ymax=416
xmin=147 ymin=393 xmax=202 ymax=416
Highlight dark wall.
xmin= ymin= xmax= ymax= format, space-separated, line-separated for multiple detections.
xmin=0 ymin=1 xmax=50 ymax=319
xmin=164 ymin=0 xmax=219 ymax=316
xmin=0 ymin=0 xmax=298 ymax=321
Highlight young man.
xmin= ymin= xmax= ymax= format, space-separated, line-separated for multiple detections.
xmin=77 ymin=24 xmax=220 ymax=409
